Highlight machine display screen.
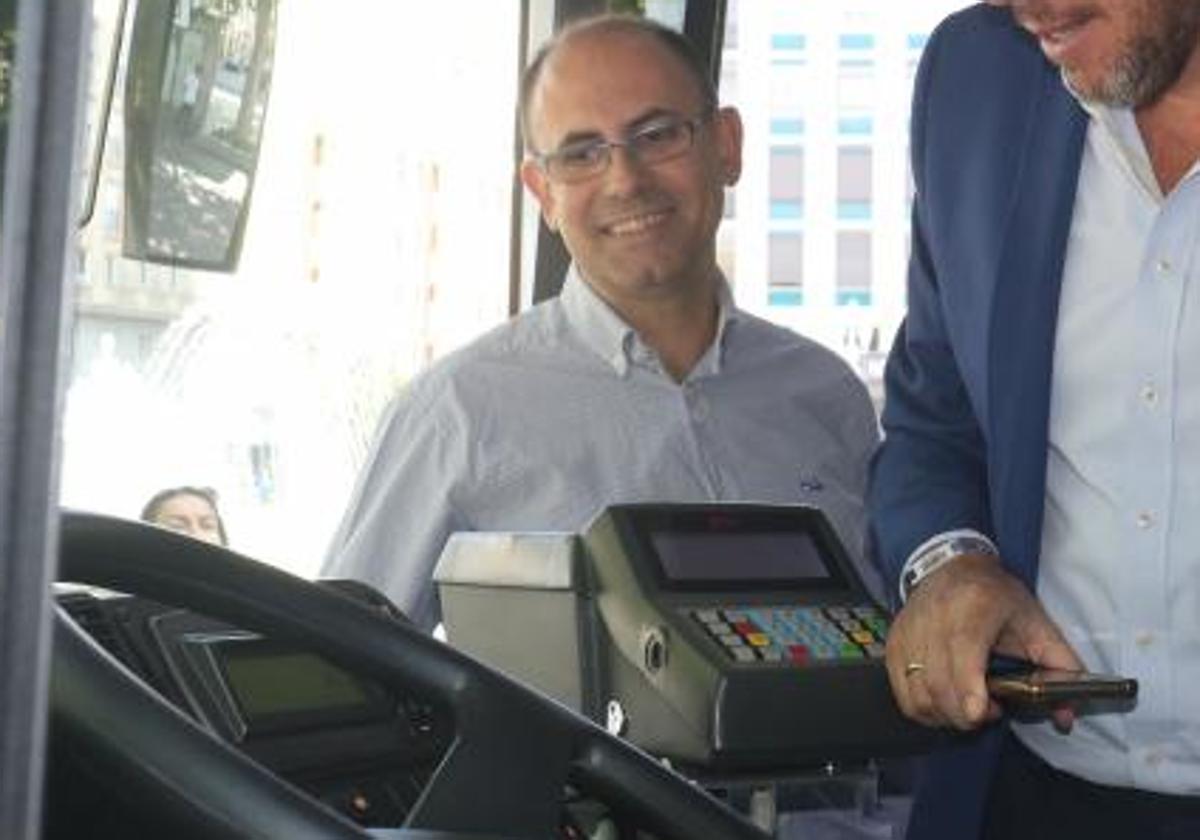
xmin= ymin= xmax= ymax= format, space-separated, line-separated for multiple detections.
xmin=212 ymin=640 xmax=392 ymax=734
xmin=652 ymin=531 xmax=830 ymax=584
xmin=638 ymin=506 xmax=849 ymax=592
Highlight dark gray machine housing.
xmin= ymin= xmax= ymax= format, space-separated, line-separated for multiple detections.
xmin=434 ymin=503 xmax=935 ymax=774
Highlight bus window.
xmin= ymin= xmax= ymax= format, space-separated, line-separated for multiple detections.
xmin=68 ymin=1 xmax=522 ymax=575
xmin=716 ymin=0 xmax=974 ymax=405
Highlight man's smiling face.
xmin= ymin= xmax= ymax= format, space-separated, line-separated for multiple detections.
xmin=521 ymin=28 xmax=742 ymax=308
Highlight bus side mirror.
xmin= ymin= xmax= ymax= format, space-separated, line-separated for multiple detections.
xmin=123 ymin=0 xmax=277 ymax=272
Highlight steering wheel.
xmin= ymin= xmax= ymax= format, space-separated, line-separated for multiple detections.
xmin=52 ymin=511 xmax=771 ymax=840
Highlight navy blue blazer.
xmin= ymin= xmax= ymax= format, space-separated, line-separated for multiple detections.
xmin=869 ymin=5 xmax=1088 ymax=837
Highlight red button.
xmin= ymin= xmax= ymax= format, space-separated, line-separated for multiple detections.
xmin=789 ymin=645 xmax=810 ymax=663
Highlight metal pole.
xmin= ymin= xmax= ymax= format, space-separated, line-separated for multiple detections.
xmin=0 ymin=0 xmax=90 ymax=837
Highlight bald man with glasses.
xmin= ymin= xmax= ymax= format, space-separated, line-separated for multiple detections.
xmin=323 ymin=14 xmax=881 ymax=635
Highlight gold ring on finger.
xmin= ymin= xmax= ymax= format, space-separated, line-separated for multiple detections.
xmin=904 ymin=661 xmax=926 ymax=677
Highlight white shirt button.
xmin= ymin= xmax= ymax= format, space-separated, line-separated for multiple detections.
xmin=1155 ymin=258 xmax=1172 ymax=275
xmin=1140 ymin=383 xmax=1159 ymax=405
xmin=1135 ymin=630 xmax=1155 ymax=648
xmin=630 ymin=343 xmax=656 ymax=367
xmin=1135 ymin=511 xmax=1155 ymax=529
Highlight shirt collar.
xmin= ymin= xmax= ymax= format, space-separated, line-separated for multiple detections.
xmin=1061 ymin=72 xmax=1193 ymax=202
xmin=559 ymin=265 xmax=740 ymax=378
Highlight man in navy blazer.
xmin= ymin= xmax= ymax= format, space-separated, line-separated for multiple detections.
xmin=871 ymin=1 xmax=1200 ymax=838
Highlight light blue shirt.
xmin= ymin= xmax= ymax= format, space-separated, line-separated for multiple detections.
xmin=1014 ymin=102 xmax=1200 ymax=794
xmin=323 ymin=269 xmax=880 ymax=629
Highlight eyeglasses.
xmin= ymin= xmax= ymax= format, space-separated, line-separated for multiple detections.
xmin=533 ymin=112 xmax=711 ymax=184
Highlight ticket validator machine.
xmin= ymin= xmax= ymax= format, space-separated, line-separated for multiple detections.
xmin=434 ymin=503 xmax=933 ymax=777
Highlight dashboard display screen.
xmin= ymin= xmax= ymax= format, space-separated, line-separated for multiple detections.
xmin=212 ymin=641 xmax=390 ymax=732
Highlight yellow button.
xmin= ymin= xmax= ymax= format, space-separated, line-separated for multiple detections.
xmin=745 ymin=633 xmax=770 ymax=647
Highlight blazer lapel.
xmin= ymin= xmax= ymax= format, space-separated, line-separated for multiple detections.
xmin=986 ymin=67 xmax=1088 ymax=586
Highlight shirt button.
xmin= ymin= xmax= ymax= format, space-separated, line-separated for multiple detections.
xmin=1155 ymin=258 xmax=1172 ymax=275
xmin=631 ymin=345 xmax=655 ymax=366
xmin=1135 ymin=630 xmax=1155 ymax=648
xmin=1145 ymin=750 xmax=1165 ymax=768
xmin=1135 ymin=511 xmax=1155 ymax=529
xmin=1140 ymin=383 xmax=1159 ymax=405
xmin=691 ymin=395 xmax=710 ymax=422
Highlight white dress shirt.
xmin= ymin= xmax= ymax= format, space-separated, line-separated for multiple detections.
xmin=1012 ymin=100 xmax=1200 ymax=794
xmin=322 ymin=268 xmax=880 ymax=629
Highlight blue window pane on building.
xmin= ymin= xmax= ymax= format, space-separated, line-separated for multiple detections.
xmin=772 ymin=33 xmax=807 ymax=50
xmin=770 ymin=117 xmax=805 ymax=135
xmin=836 ymin=290 xmax=872 ymax=307
xmin=839 ymin=33 xmax=875 ymax=50
xmin=837 ymin=201 xmax=872 ymax=220
xmin=770 ymin=201 xmax=804 ymax=219
xmin=769 ymin=288 xmax=804 ymax=307
xmin=838 ymin=116 xmax=873 ymax=135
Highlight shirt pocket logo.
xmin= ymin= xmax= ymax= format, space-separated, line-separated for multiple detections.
xmin=798 ymin=473 xmax=825 ymax=494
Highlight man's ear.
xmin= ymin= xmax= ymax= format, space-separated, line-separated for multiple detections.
xmin=712 ymin=106 xmax=744 ymax=186
xmin=520 ymin=159 xmax=559 ymax=231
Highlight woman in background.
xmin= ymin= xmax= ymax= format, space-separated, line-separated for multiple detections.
xmin=140 ymin=486 xmax=228 ymax=547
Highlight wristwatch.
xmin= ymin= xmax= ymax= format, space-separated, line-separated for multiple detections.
xmin=900 ymin=533 xmax=998 ymax=603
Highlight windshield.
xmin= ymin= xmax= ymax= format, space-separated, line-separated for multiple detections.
xmin=67 ymin=0 xmax=973 ymax=577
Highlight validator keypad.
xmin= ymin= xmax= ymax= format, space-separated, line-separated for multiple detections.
xmin=688 ymin=605 xmax=888 ymax=664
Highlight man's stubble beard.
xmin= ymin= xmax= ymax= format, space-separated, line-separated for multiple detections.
xmin=1073 ymin=0 xmax=1200 ymax=106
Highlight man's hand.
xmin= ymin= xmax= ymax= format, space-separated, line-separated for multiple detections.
xmin=885 ymin=553 xmax=1084 ymax=731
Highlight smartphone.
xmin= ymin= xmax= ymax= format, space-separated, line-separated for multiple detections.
xmin=986 ymin=666 xmax=1138 ymax=711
